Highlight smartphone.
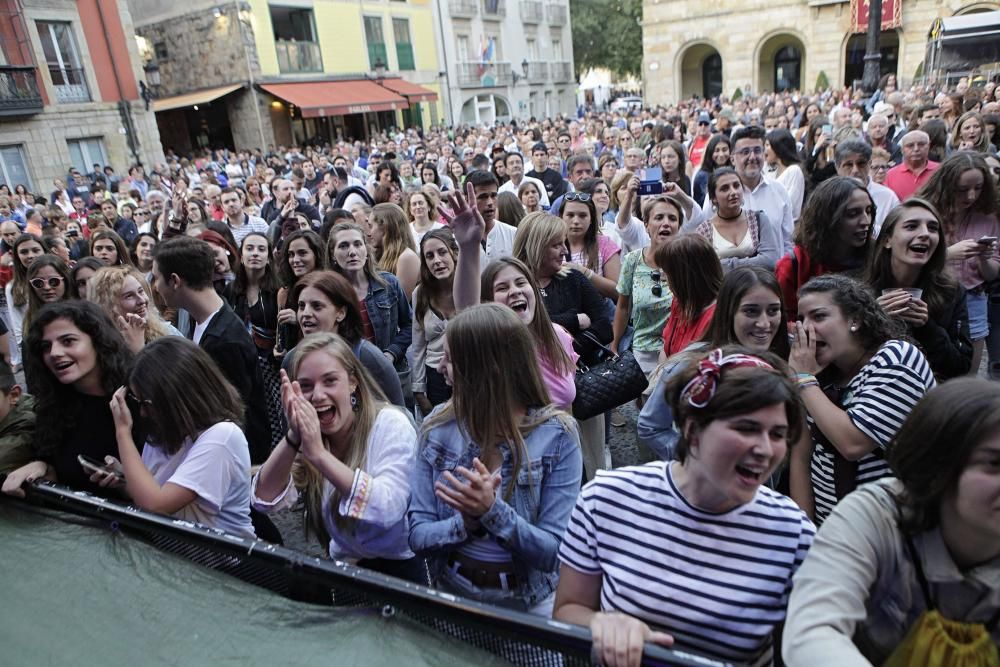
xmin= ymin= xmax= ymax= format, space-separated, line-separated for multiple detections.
xmin=822 ymin=124 xmax=833 ymax=136
xmin=638 ymin=166 xmax=663 ymax=196
xmin=78 ymin=454 xmax=124 ymax=480
xmin=977 ymin=236 xmax=997 ymax=245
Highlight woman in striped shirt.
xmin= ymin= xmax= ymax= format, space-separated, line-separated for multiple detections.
xmin=555 ymin=347 xmax=815 ymax=666
xmin=788 ymin=274 xmax=936 ymax=524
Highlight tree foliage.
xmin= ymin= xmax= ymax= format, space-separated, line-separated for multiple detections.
xmin=570 ymin=0 xmax=643 ymax=80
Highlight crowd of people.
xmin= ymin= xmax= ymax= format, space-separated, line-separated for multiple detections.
xmin=1 ymin=76 xmax=999 ymax=665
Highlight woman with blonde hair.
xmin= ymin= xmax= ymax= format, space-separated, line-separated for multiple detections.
xmin=403 ymin=190 xmax=443 ymax=245
xmin=949 ymin=111 xmax=991 ymax=154
xmin=88 ymin=264 xmax=181 ymax=352
xmin=368 ymin=203 xmax=420 ymax=301
xmin=252 ymin=332 xmax=421 ymax=580
xmin=409 ymin=303 xmax=582 ymax=615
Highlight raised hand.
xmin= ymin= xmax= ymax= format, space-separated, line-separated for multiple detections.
xmin=443 ymin=181 xmax=485 ymax=249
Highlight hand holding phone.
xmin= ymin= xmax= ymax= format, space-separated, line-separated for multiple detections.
xmin=977 ymin=236 xmax=997 ymax=245
xmin=78 ymin=454 xmax=124 ymax=481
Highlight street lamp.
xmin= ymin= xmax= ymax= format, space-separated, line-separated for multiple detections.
xmin=512 ymin=58 xmax=530 ymax=84
xmin=140 ymin=61 xmax=161 ymax=111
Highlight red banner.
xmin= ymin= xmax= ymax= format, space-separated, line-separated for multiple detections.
xmin=851 ymin=0 xmax=902 ymax=33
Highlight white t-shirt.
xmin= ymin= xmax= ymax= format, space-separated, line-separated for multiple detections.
xmin=192 ymin=306 xmax=222 ymax=345
xmin=559 ymin=461 xmax=815 ymax=665
xmin=141 ymin=421 xmax=255 ymax=538
xmin=479 ymin=220 xmax=518 ymax=270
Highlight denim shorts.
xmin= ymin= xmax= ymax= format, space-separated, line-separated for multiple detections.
xmin=968 ymin=290 xmax=989 ymax=341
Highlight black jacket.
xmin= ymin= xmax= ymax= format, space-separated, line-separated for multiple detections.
xmin=194 ymin=303 xmax=271 ymax=463
xmin=912 ymin=284 xmax=973 ymax=380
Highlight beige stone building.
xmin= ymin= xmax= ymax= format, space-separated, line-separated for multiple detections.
xmin=642 ymin=0 xmax=1000 ymax=103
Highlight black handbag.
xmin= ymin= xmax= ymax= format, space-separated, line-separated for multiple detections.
xmin=571 ymin=330 xmax=649 ymax=421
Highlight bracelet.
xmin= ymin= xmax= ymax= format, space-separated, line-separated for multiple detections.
xmin=795 ymin=372 xmax=819 ymax=389
xmin=585 ymin=268 xmax=595 ymax=279
xmin=285 ymin=431 xmax=301 ymax=452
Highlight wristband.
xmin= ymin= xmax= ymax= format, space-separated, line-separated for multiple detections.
xmin=285 ymin=431 xmax=301 ymax=451
xmin=795 ymin=372 xmax=818 ymax=389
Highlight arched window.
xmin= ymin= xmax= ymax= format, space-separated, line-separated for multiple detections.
xmin=703 ymin=54 xmax=722 ymax=98
xmin=774 ymin=46 xmax=801 ymax=91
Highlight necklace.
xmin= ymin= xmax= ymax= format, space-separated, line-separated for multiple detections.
xmin=716 ymin=209 xmax=742 ymax=221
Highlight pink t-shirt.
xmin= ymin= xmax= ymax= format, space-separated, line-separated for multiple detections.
xmin=537 ymin=324 xmax=579 ymax=410
xmin=570 ymin=234 xmax=621 ymax=277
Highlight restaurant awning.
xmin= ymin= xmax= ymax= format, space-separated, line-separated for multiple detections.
xmin=380 ymin=78 xmax=439 ymax=103
xmin=259 ymin=80 xmax=407 ymax=118
xmin=152 ymin=84 xmax=243 ymax=113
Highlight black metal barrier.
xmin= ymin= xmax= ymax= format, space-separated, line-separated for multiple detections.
xmin=5 ymin=478 xmax=738 ymax=667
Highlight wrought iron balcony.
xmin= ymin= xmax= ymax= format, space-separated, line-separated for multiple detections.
xmin=450 ymin=0 xmax=478 ymax=16
xmin=457 ymin=61 xmax=512 ymax=88
xmin=0 ymin=66 xmax=43 ymax=116
xmin=482 ymin=0 xmax=506 ymax=19
xmin=520 ymin=0 xmax=543 ymax=23
xmin=276 ymin=40 xmax=323 ymax=74
xmin=546 ymin=2 xmax=567 ymax=24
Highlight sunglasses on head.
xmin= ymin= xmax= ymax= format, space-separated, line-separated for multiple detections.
xmin=565 ymin=193 xmax=592 ymax=203
xmin=30 ymin=276 xmax=65 ymax=289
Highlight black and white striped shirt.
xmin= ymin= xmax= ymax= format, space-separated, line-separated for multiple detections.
xmin=559 ymin=461 xmax=815 ymax=665
xmin=809 ymin=339 xmax=935 ymax=524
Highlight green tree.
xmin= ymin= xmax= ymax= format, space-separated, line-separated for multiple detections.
xmin=570 ymin=0 xmax=643 ymax=80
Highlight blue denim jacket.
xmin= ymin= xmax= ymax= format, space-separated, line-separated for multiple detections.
xmin=408 ymin=409 xmax=583 ymax=608
xmin=636 ymin=344 xmax=706 ymax=460
xmin=366 ymin=271 xmax=412 ymax=368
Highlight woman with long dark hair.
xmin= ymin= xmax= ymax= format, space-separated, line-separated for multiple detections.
xmin=864 ymin=199 xmax=972 ymax=379
xmin=692 ymin=134 xmax=732 ymax=207
xmin=659 ymin=235 xmax=723 ymax=358
xmin=2 ymin=301 xmax=137 ymax=497
xmin=766 ymin=129 xmax=805 ymax=222
xmin=412 ymin=229 xmax=458 ymax=413
xmin=776 ymin=176 xmax=874 ymax=320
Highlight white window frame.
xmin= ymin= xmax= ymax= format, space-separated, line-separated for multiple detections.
xmin=67 ymin=137 xmax=108 ymax=176
xmin=0 ymin=145 xmax=33 ymax=192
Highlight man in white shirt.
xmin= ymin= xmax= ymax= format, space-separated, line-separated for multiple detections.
xmin=835 ymin=139 xmax=900 ymax=238
xmin=220 ymin=187 xmax=269 ymax=246
xmin=498 ymin=152 xmax=550 ymax=208
xmin=731 ymin=126 xmax=795 ymax=254
xmin=466 ymin=170 xmax=517 ymax=267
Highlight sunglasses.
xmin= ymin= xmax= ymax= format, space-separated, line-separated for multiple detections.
xmin=698 ymin=121 xmax=710 ymax=126
xmin=565 ymin=193 xmax=592 ymax=203
xmin=30 ymin=276 xmax=65 ymax=289
xmin=651 ymin=271 xmax=662 ymax=298
xmin=127 ymin=390 xmax=153 ymax=407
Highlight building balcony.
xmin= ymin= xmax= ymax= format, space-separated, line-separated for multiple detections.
xmin=526 ymin=60 xmax=548 ymax=82
xmin=520 ymin=0 xmax=543 ymax=23
xmin=276 ymin=40 xmax=323 ymax=74
xmin=50 ymin=66 xmax=90 ymax=104
xmin=457 ymin=61 xmax=512 ymax=88
xmin=482 ymin=0 xmax=506 ymax=20
xmin=546 ymin=3 xmax=568 ymax=25
xmin=551 ymin=60 xmax=573 ymax=82
xmin=0 ymin=66 xmax=43 ymax=116
xmin=449 ymin=0 xmax=478 ymax=17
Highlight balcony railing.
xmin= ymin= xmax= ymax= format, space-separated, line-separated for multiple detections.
xmin=0 ymin=66 xmax=43 ymax=116
xmin=276 ymin=40 xmax=323 ymax=74
xmin=49 ymin=66 xmax=90 ymax=104
xmin=457 ymin=61 xmax=512 ymax=88
xmin=526 ymin=60 xmax=548 ymax=82
xmin=449 ymin=0 xmax=478 ymax=16
xmin=482 ymin=0 xmax=506 ymax=19
xmin=546 ymin=3 xmax=568 ymax=24
xmin=520 ymin=0 xmax=543 ymax=22
xmin=551 ymin=60 xmax=573 ymax=82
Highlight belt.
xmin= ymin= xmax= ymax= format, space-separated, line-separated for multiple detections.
xmin=447 ymin=555 xmax=519 ymax=591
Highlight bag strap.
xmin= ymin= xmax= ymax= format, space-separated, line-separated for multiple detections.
xmin=576 ymin=329 xmax=615 ymax=358
xmin=903 ymin=534 xmax=936 ymax=612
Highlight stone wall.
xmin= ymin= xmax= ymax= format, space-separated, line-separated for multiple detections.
xmin=135 ymin=6 xmax=261 ymax=97
xmin=642 ymin=0 xmax=1000 ymax=104
xmin=227 ymin=88 xmax=275 ymax=151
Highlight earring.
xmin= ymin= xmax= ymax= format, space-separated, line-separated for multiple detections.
xmin=350 ymin=392 xmax=359 ymax=411
xmin=850 ymin=324 xmax=858 ymax=332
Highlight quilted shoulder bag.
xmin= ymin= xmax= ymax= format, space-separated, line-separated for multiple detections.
xmin=571 ymin=330 xmax=649 ymax=421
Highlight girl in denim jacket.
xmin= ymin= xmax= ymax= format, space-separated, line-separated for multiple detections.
xmin=408 ymin=303 xmax=582 ymax=616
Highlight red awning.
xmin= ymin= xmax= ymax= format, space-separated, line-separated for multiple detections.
xmin=259 ymin=80 xmax=406 ymax=117
xmin=380 ymin=78 xmax=439 ymax=103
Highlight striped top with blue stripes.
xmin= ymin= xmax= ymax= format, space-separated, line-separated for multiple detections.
xmin=558 ymin=461 xmax=815 ymax=665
